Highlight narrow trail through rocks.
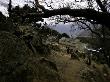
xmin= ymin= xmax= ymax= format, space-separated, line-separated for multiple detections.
xmin=50 ymin=52 xmax=87 ymax=82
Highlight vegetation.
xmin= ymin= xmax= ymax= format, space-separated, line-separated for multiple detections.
xmin=0 ymin=0 xmax=110 ymax=82
xmin=0 ymin=3 xmax=62 ymax=82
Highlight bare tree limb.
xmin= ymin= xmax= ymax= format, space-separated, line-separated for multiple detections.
xmin=62 ymin=18 xmax=101 ymax=37
xmin=26 ymin=8 xmax=110 ymax=27
xmin=96 ymin=0 xmax=108 ymax=12
xmin=78 ymin=21 xmax=101 ymax=37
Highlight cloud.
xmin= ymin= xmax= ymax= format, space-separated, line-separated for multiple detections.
xmin=0 ymin=6 xmax=8 ymax=16
xmin=0 ymin=0 xmax=34 ymax=16
xmin=0 ymin=1 xmax=8 ymax=7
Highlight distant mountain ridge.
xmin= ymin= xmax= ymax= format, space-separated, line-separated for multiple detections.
xmin=48 ymin=23 xmax=92 ymax=38
xmin=77 ymin=30 xmax=92 ymax=37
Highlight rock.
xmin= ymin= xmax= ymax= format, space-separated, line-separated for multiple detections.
xmin=39 ymin=57 xmax=58 ymax=71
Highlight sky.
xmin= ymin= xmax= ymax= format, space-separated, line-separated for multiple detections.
xmin=0 ymin=0 xmax=24 ymax=16
xmin=0 ymin=0 xmax=90 ymax=16
xmin=0 ymin=0 xmax=98 ymax=16
xmin=0 ymin=0 xmax=35 ymax=16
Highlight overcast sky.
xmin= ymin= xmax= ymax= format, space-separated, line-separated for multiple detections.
xmin=0 ymin=0 xmax=34 ymax=16
xmin=0 ymin=0 xmax=90 ymax=16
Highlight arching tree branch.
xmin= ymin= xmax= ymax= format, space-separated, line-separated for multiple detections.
xmin=27 ymin=8 xmax=110 ymax=27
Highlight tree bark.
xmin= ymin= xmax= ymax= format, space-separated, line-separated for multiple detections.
xmin=8 ymin=0 xmax=12 ymax=17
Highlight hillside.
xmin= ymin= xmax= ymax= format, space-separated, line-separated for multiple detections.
xmin=0 ymin=17 xmax=110 ymax=82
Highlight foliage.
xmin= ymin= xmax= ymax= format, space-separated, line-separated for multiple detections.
xmin=80 ymin=67 xmax=104 ymax=82
xmin=35 ymin=25 xmax=62 ymax=38
xmin=1 ymin=0 xmax=110 ymax=81
xmin=0 ymin=31 xmax=32 ymax=82
xmin=0 ymin=31 xmax=60 ymax=82
xmin=0 ymin=12 xmax=15 ymax=32
xmin=11 ymin=4 xmax=42 ymax=24
xmin=77 ymin=25 xmax=110 ymax=66
xmin=32 ymin=24 xmax=63 ymax=44
xmin=27 ymin=58 xmax=60 ymax=82
xmin=61 ymin=33 xmax=70 ymax=38
xmin=32 ymin=39 xmax=51 ymax=56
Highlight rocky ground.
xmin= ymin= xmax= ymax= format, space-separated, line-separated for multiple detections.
xmin=49 ymin=47 xmax=110 ymax=82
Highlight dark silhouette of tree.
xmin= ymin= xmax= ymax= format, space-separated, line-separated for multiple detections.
xmin=25 ymin=0 xmax=109 ymax=28
xmin=11 ymin=4 xmax=43 ymax=24
xmin=25 ymin=0 xmax=110 ymax=66
xmin=8 ymin=0 xmax=12 ymax=17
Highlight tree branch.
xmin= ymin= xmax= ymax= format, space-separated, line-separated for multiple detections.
xmin=78 ymin=21 xmax=101 ymax=37
xmin=63 ymin=18 xmax=102 ymax=37
xmin=26 ymin=8 xmax=110 ymax=27
xmin=34 ymin=0 xmax=47 ymax=12
xmin=96 ymin=0 xmax=108 ymax=12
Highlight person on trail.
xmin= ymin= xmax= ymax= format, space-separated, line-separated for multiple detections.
xmin=86 ymin=50 xmax=92 ymax=65
xmin=66 ymin=47 xmax=70 ymax=54
xmin=69 ymin=49 xmax=73 ymax=58
xmin=23 ymin=34 xmax=36 ymax=54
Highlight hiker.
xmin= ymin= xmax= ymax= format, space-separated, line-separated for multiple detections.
xmin=23 ymin=34 xmax=36 ymax=54
xmin=66 ymin=47 xmax=70 ymax=54
xmin=86 ymin=51 xmax=92 ymax=65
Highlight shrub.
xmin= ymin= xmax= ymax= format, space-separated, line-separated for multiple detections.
xmin=0 ymin=31 xmax=31 ymax=82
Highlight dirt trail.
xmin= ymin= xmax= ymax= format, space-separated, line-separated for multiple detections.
xmin=50 ymin=51 xmax=86 ymax=82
